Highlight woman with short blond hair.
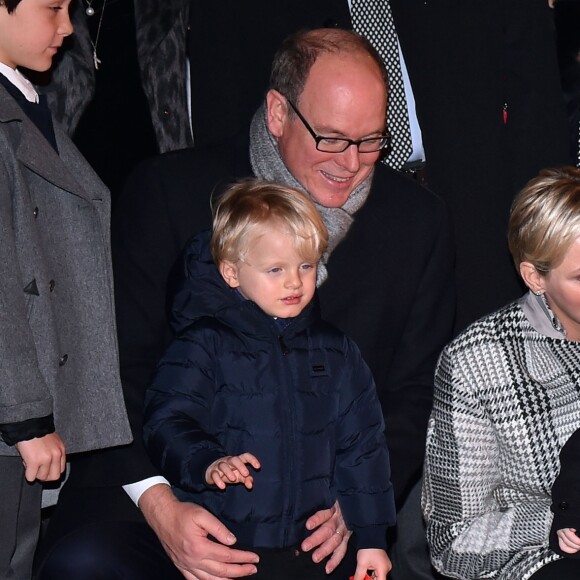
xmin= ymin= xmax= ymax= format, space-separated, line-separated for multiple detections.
xmin=423 ymin=167 xmax=580 ymax=580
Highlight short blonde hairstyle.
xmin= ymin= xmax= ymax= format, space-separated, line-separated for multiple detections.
xmin=211 ymin=179 xmax=328 ymax=265
xmin=508 ymin=166 xmax=580 ymax=274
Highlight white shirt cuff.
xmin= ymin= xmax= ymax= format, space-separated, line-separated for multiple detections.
xmin=123 ymin=476 xmax=170 ymax=506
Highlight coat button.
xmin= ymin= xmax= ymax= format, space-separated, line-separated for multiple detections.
xmin=33 ymin=207 xmax=39 ymax=218
xmin=163 ymin=108 xmax=170 ymax=117
xmin=49 ymin=280 xmax=55 ymax=292
xmin=59 ymin=354 xmax=68 ymax=366
xmin=559 ymin=501 xmax=569 ymax=511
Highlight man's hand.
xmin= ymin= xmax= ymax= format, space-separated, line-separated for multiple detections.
xmin=139 ymin=484 xmax=259 ymax=580
xmin=15 ymin=432 xmax=66 ymax=482
xmin=301 ymin=500 xmax=352 ymax=574
xmin=206 ymin=453 xmax=261 ymax=490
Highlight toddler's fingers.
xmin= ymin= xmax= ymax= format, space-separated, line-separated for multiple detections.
xmin=219 ymin=461 xmax=241 ymax=482
xmin=240 ymin=452 xmax=261 ymax=469
xmin=211 ymin=471 xmax=227 ymax=489
xmin=229 ymin=456 xmax=251 ymax=477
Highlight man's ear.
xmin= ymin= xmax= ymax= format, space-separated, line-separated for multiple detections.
xmin=266 ymin=89 xmax=288 ymax=138
xmin=219 ymin=261 xmax=241 ymax=288
xmin=519 ymin=261 xmax=546 ymax=294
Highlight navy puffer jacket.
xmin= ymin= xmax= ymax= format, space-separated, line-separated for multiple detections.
xmin=143 ymin=231 xmax=395 ymax=549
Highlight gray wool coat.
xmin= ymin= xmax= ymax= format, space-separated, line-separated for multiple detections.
xmin=0 ymin=84 xmax=132 ymax=456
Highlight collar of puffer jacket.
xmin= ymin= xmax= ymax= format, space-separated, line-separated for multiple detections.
xmin=170 ymin=229 xmax=320 ymax=341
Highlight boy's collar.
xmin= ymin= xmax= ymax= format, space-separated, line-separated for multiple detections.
xmin=0 ymin=63 xmax=38 ymax=104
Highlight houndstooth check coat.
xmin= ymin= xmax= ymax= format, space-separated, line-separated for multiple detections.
xmin=423 ymin=296 xmax=580 ymax=579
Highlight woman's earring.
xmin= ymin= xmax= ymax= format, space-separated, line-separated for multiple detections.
xmin=534 ymin=290 xmax=544 ymax=296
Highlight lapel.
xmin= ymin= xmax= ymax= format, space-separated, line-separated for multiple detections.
xmin=0 ymin=84 xmax=97 ymax=202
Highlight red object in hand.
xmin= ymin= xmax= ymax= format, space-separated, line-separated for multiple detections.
xmin=349 ymin=576 xmax=374 ymax=580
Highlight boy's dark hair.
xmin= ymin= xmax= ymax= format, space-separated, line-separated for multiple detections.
xmin=0 ymin=0 xmax=21 ymax=13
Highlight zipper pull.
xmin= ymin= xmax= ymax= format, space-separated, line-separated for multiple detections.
xmin=278 ymin=336 xmax=289 ymax=355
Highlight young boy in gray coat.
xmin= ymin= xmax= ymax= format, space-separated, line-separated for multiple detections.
xmin=0 ymin=1 xmax=131 ymax=577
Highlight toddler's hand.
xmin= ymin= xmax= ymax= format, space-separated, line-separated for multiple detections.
xmin=353 ymin=548 xmax=392 ymax=580
xmin=205 ymin=452 xmax=261 ymax=490
xmin=557 ymin=528 xmax=580 ymax=554
xmin=15 ymin=432 xmax=66 ymax=482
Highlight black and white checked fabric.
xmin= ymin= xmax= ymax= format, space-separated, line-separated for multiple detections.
xmin=576 ymin=119 xmax=580 ymax=168
xmin=351 ymin=0 xmax=412 ymax=170
xmin=423 ymin=301 xmax=580 ymax=580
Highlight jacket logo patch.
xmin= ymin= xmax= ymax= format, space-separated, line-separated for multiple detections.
xmin=311 ymin=364 xmax=328 ymax=376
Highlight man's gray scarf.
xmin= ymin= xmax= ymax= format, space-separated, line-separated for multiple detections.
xmin=249 ymin=104 xmax=372 ymax=286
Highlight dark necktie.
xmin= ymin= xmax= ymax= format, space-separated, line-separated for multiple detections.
xmin=351 ymin=0 xmax=412 ymax=170
xmin=0 ymin=74 xmax=58 ymax=152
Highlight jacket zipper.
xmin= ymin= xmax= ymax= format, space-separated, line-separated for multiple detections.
xmin=278 ymin=333 xmax=295 ymax=545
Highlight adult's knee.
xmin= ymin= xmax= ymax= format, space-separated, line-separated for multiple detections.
xmin=37 ymin=521 xmax=180 ymax=580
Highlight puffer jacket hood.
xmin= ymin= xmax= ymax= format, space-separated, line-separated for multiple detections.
xmin=170 ymin=229 xmax=318 ymax=341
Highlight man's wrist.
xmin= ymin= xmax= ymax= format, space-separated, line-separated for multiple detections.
xmin=137 ymin=480 xmax=182 ymax=534
xmin=123 ymin=476 xmax=170 ymax=506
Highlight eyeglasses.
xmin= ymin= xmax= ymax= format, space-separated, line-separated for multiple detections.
xmin=285 ymin=98 xmax=390 ymax=154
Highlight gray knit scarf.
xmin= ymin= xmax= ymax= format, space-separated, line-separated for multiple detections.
xmin=249 ymin=104 xmax=373 ymax=286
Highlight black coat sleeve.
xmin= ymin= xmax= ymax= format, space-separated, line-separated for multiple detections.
xmin=550 ymin=428 xmax=580 ymax=558
xmin=382 ymin=188 xmax=455 ymax=504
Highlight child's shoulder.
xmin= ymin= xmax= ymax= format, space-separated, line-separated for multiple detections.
xmin=310 ymin=318 xmax=360 ymax=353
xmin=176 ymin=315 xmax=227 ymax=338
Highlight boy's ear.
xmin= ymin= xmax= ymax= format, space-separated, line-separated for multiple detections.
xmin=219 ymin=261 xmax=240 ymax=288
xmin=519 ymin=261 xmax=546 ymax=295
